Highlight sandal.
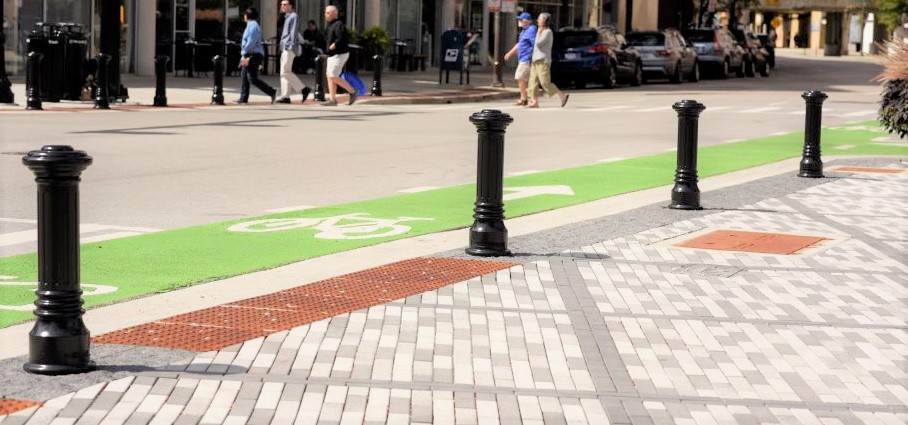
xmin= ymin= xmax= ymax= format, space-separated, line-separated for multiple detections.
xmin=514 ymin=99 xmax=528 ymax=106
xmin=560 ymin=94 xmax=570 ymax=108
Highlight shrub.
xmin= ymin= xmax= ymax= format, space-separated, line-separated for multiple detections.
xmin=876 ymin=39 xmax=908 ymax=139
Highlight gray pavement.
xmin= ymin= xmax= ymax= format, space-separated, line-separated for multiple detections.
xmin=1 ymin=156 xmax=906 ymax=424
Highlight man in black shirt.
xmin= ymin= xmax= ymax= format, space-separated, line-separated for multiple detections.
xmin=321 ymin=5 xmax=358 ymax=105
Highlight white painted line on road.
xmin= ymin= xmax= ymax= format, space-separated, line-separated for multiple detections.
xmin=834 ymin=144 xmax=855 ymax=150
xmin=788 ymin=110 xmax=806 ymax=115
xmin=508 ymin=170 xmax=542 ymax=176
xmin=80 ymin=231 xmax=146 ymax=243
xmin=633 ymin=107 xmax=669 ymax=112
xmin=597 ymin=157 xmax=627 ymax=163
xmin=265 ymin=205 xmax=317 ymax=213
xmin=840 ymin=110 xmax=877 ymax=117
xmin=740 ymin=107 xmax=781 ymax=113
xmin=722 ymin=139 xmax=745 ymax=144
xmin=663 ymin=147 xmax=676 ymax=152
xmin=769 ymin=101 xmax=787 ymax=106
xmin=0 ymin=218 xmax=38 ymax=224
xmin=584 ymin=105 xmax=632 ymax=112
xmin=0 ymin=224 xmax=124 ymax=247
xmin=704 ymin=106 xmax=731 ymax=112
xmin=398 ymin=186 xmax=439 ymax=193
xmin=771 ymin=132 xmax=789 ymax=136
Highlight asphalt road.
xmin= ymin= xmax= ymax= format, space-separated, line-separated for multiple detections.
xmin=0 ymin=54 xmax=886 ymax=256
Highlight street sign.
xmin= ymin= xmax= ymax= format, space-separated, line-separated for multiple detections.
xmin=502 ymin=0 xmax=516 ymax=13
xmin=488 ymin=0 xmax=501 ymax=12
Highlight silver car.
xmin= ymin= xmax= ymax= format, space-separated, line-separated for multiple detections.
xmin=681 ymin=28 xmax=746 ymax=79
xmin=625 ymin=29 xmax=699 ymax=83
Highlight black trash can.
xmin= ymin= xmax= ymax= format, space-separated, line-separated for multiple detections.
xmin=26 ymin=23 xmax=65 ymax=102
xmin=61 ymin=24 xmax=88 ymax=101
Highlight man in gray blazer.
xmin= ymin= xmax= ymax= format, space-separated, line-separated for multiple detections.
xmin=275 ymin=1 xmax=311 ymax=103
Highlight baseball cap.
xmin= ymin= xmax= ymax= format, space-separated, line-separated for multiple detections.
xmin=517 ymin=12 xmax=532 ymax=21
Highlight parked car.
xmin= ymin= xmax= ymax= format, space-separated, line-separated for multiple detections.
xmin=728 ymin=28 xmax=770 ymax=77
xmin=680 ymin=28 xmax=745 ymax=79
xmin=754 ymin=33 xmax=776 ymax=69
xmin=625 ymin=29 xmax=699 ymax=83
xmin=551 ymin=26 xmax=643 ymax=89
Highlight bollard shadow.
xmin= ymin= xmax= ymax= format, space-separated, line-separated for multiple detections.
xmin=72 ymin=110 xmax=403 ymax=135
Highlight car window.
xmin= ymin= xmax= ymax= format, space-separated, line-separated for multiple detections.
xmin=626 ymin=33 xmax=665 ymax=47
xmin=683 ymin=30 xmax=714 ymax=42
xmin=554 ymin=33 xmax=599 ymax=49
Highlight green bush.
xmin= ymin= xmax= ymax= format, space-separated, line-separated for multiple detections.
xmin=356 ymin=27 xmax=391 ymax=56
xmin=877 ymin=39 xmax=908 ymax=139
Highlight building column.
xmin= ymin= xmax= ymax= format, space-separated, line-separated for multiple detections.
xmin=789 ymin=13 xmax=800 ymax=48
xmin=810 ymin=10 xmax=822 ymax=54
xmin=135 ymin=0 xmax=156 ymax=76
xmin=365 ymin=0 xmax=380 ymax=28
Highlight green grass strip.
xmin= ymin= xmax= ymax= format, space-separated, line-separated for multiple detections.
xmin=1 ymin=121 xmax=904 ymax=328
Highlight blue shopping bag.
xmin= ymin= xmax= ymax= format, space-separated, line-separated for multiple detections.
xmin=341 ymin=71 xmax=367 ymax=96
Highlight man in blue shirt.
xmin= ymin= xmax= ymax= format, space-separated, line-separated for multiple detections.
xmin=235 ymin=7 xmax=276 ymax=104
xmin=503 ymin=12 xmax=536 ymax=106
xmin=275 ymin=1 xmax=311 ymax=104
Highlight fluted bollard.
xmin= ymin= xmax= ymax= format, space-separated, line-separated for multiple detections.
xmin=669 ymin=100 xmax=706 ymax=210
xmin=26 ymin=51 xmax=43 ymax=110
xmin=370 ymin=54 xmax=383 ymax=96
xmin=314 ymin=54 xmax=327 ymax=102
xmin=22 ymin=146 xmax=95 ymax=375
xmin=94 ymin=53 xmax=111 ymax=109
xmin=798 ymin=90 xmax=828 ymax=178
xmin=153 ymin=55 xmax=169 ymax=107
xmin=466 ymin=109 xmax=514 ymax=257
xmin=211 ymin=55 xmax=225 ymax=105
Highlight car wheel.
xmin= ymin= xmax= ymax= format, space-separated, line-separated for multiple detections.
xmin=688 ymin=61 xmax=700 ymax=82
xmin=669 ymin=62 xmax=683 ymax=84
xmin=745 ymin=57 xmax=755 ymax=77
xmin=718 ymin=60 xmax=729 ymax=79
xmin=759 ymin=61 xmax=770 ymax=77
xmin=603 ymin=63 xmax=617 ymax=89
xmin=630 ymin=62 xmax=643 ymax=86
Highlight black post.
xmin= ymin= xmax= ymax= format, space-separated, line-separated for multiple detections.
xmin=22 ymin=145 xmax=95 ymax=375
xmin=0 ymin=3 xmax=14 ymax=104
xmin=669 ymin=100 xmax=706 ymax=210
xmin=26 ymin=51 xmax=43 ymax=110
xmin=153 ymin=55 xmax=169 ymax=107
xmin=94 ymin=53 xmax=111 ymax=109
xmin=798 ymin=90 xmax=828 ymax=178
xmin=314 ymin=54 xmax=327 ymax=101
xmin=100 ymin=1 xmax=123 ymax=100
xmin=466 ymin=109 xmax=514 ymax=257
xmin=371 ymin=54 xmax=383 ymax=96
xmin=211 ymin=55 xmax=225 ymax=105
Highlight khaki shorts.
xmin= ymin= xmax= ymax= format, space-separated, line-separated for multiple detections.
xmin=326 ymin=53 xmax=349 ymax=78
xmin=514 ymin=62 xmax=531 ymax=80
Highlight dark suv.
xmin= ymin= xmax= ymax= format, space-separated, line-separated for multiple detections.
xmin=728 ymin=28 xmax=769 ymax=77
xmin=680 ymin=28 xmax=745 ymax=79
xmin=551 ymin=26 xmax=643 ymax=89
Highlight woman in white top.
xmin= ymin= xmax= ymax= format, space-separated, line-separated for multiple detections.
xmin=527 ymin=13 xmax=569 ymax=108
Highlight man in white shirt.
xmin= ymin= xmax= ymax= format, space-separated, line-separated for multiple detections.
xmin=275 ymin=1 xmax=311 ymax=103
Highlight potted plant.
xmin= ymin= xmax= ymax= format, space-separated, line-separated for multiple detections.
xmin=354 ymin=27 xmax=390 ymax=71
xmin=876 ymin=38 xmax=908 ymax=139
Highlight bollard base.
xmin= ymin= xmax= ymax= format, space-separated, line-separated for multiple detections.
xmin=668 ymin=202 xmax=703 ymax=210
xmin=465 ymin=247 xmax=512 ymax=257
xmin=24 ymin=328 xmax=95 ymax=375
xmin=466 ymin=221 xmax=511 ymax=257
xmin=797 ymin=171 xmax=824 ymax=178
xmin=153 ymin=97 xmax=168 ymax=107
xmin=24 ymin=362 xmax=96 ymax=376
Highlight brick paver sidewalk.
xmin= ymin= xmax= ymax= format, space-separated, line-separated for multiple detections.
xmin=1 ymin=161 xmax=906 ymax=424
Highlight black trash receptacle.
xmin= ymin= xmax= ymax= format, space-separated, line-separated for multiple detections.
xmin=346 ymin=44 xmax=362 ymax=74
xmin=61 ymin=24 xmax=88 ymax=101
xmin=26 ymin=23 xmax=65 ymax=102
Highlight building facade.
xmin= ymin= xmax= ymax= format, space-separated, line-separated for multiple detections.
xmin=1 ymin=0 xmax=886 ymax=78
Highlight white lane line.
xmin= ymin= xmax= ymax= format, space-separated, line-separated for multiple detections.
xmin=704 ymin=106 xmax=732 ymax=112
xmin=723 ymin=139 xmax=745 ymax=144
xmin=663 ymin=147 xmax=676 ymax=152
xmin=788 ymin=110 xmax=806 ymax=115
xmin=0 ymin=218 xmax=38 ymax=224
xmin=740 ymin=106 xmax=781 ymax=113
xmin=0 ymin=224 xmax=130 ymax=247
xmin=265 ymin=205 xmax=317 ymax=213
xmin=771 ymin=132 xmax=789 ymax=136
xmin=80 ymin=231 xmax=146 ymax=243
xmin=839 ymin=110 xmax=877 ymax=117
xmin=834 ymin=144 xmax=855 ymax=150
xmin=584 ymin=105 xmax=633 ymax=112
xmin=508 ymin=170 xmax=542 ymax=176
xmin=398 ymin=186 xmax=439 ymax=193
xmin=597 ymin=157 xmax=627 ymax=163
xmin=633 ymin=106 xmax=670 ymax=112
xmin=769 ymin=101 xmax=787 ymax=106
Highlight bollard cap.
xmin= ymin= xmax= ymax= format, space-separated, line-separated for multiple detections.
xmin=469 ymin=109 xmax=514 ymax=132
xmin=672 ymin=100 xmax=706 ymax=116
xmin=801 ymin=90 xmax=828 ymax=103
xmin=26 ymin=51 xmax=44 ymax=60
xmin=22 ymin=145 xmax=93 ymax=178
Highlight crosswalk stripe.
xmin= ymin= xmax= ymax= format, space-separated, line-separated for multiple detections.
xmin=0 ymin=224 xmax=108 ymax=247
xmin=740 ymin=107 xmax=781 ymax=113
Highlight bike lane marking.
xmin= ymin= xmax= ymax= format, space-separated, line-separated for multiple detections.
xmin=0 ymin=121 xmax=904 ymax=328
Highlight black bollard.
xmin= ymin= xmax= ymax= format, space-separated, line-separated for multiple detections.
xmin=370 ymin=54 xmax=383 ymax=97
xmin=22 ymin=146 xmax=95 ymax=375
xmin=0 ymin=3 xmax=13 ymax=103
xmin=314 ymin=54 xmax=327 ymax=102
xmin=153 ymin=55 xmax=169 ymax=107
xmin=94 ymin=53 xmax=111 ymax=109
xmin=211 ymin=55 xmax=225 ymax=105
xmin=669 ymin=100 xmax=707 ymax=210
xmin=26 ymin=51 xmax=43 ymax=110
xmin=798 ymin=90 xmax=828 ymax=178
xmin=466 ymin=109 xmax=514 ymax=257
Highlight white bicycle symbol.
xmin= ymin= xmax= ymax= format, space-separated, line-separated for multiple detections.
xmin=227 ymin=213 xmax=434 ymax=240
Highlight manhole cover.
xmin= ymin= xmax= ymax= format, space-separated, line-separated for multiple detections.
xmin=676 ymin=230 xmax=825 ymax=255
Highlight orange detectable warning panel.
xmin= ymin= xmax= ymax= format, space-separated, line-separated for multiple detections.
xmin=0 ymin=399 xmax=43 ymax=416
xmin=93 ymin=257 xmax=517 ymax=352
xmin=834 ymin=166 xmax=905 ymax=174
xmin=676 ymin=230 xmax=825 ymax=255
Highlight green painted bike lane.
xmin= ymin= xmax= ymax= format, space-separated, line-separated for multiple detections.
xmin=1 ymin=121 xmax=905 ymax=327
